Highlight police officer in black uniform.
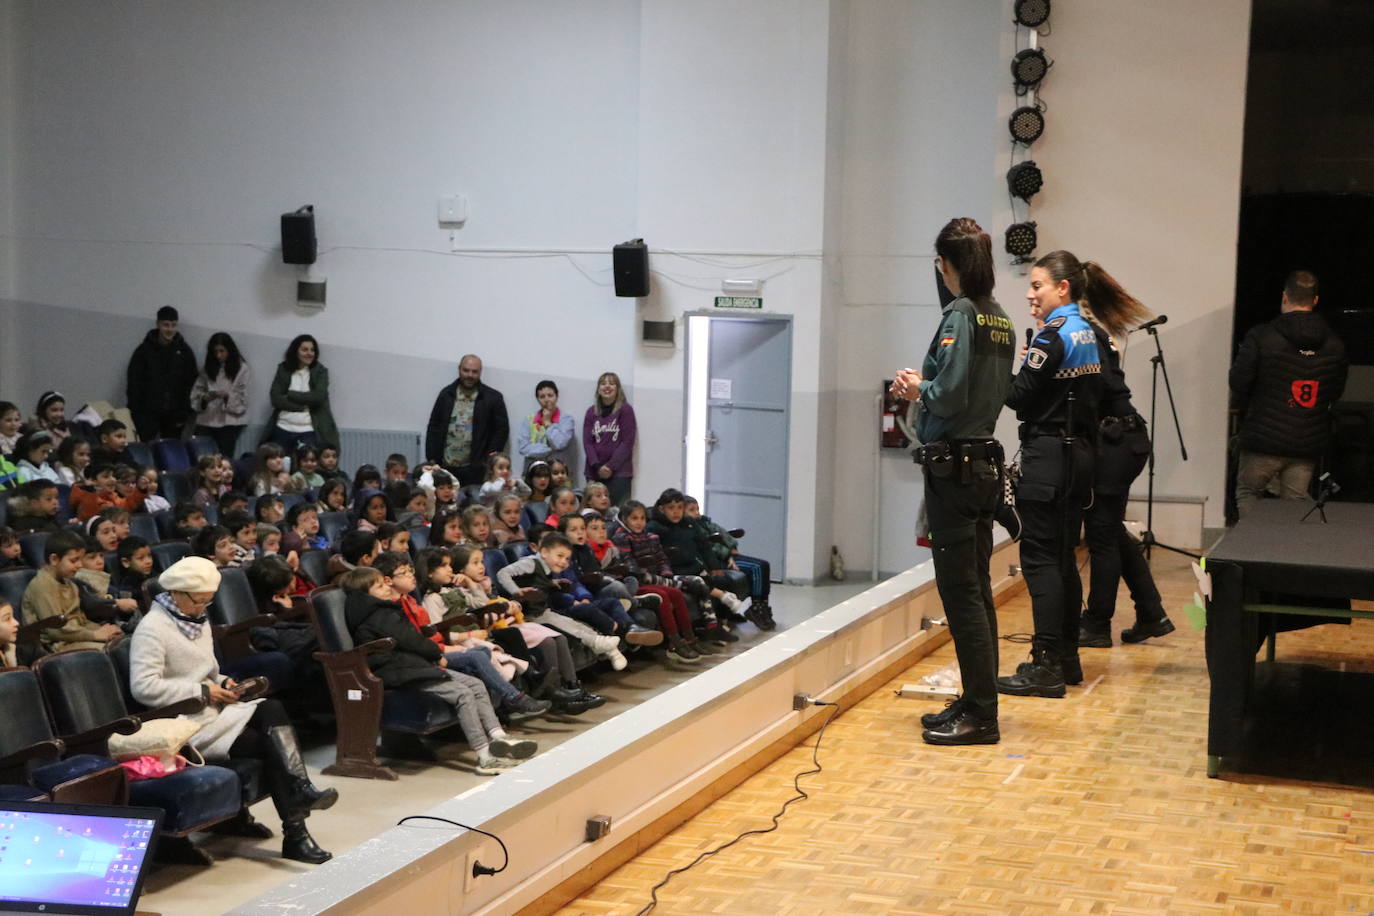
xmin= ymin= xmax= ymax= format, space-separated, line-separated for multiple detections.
xmin=1079 ymin=319 xmax=1175 ymax=648
xmin=891 ymin=218 xmax=1014 ymax=745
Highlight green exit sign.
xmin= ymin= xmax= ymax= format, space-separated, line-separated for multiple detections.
xmin=714 ymin=296 xmax=762 ymax=310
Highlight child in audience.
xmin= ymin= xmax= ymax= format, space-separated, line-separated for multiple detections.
xmin=492 ymin=493 xmax=527 ymax=546
xmin=375 ymin=522 xmax=410 ymax=555
xmin=73 ymin=536 xmax=139 ymax=629
xmin=218 ymin=455 xmax=237 ymax=491
xmin=21 ymin=530 xmax=121 ymax=652
xmin=431 ymin=510 xmax=464 ymax=548
xmin=684 ymin=495 xmax=775 ymax=631
xmin=100 ymin=506 xmax=131 ymax=542
xmin=14 ymin=431 xmax=60 ymax=484
xmin=418 ymin=546 xmax=596 ymax=714
xmin=497 ymin=532 xmax=634 ymax=669
xmin=317 ymin=442 xmax=347 ymax=484
xmin=581 ymin=482 xmax=619 ymax=528
xmin=384 ymin=454 xmax=410 ymax=483
xmin=0 ymin=449 xmax=19 ymax=491
xmin=548 ymin=459 xmax=572 ymax=492
xmin=221 ymin=510 xmax=257 ymax=567
xmin=172 ymin=502 xmax=208 ymax=539
xmin=85 ymin=514 xmax=120 ymax=553
xmin=418 ymin=467 xmax=459 ymax=518
xmin=219 ymin=489 xmax=250 ymax=516
xmin=53 ymin=436 xmax=92 ymax=486
xmin=614 ymin=500 xmax=733 ymax=645
xmin=520 ymin=461 xmax=553 ymax=530
xmin=112 ymin=465 xmax=146 ymax=513
xmin=249 ymin=442 xmax=299 ymax=496
xmin=478 ymin=453 xmax=531 ymax=507
xmin=352 ymin=488 xmax=390 ymax=533
xmin=341 ymin=565 xmax=535 ymax=774
xmin=352 ymin=464 xmax=382 ymax=500
xmin=0 ymin=527 xmax=23 ymax=571
xmin=461 ymin=505 xmax=496 ymax=549
xmin=0 ymin=598 xmax=45 ymax=667
xmin=0 ymin=401 xmax=22 ymax=457
xmin=257 ymin=524 xmax=284 ymax=558
xmin=8 ymin=480 xmax=63 ymax=533
xmin=543 ymin=486 xmax=579 ymax=530
xmin=255 ymin=494 xmax=286 ymax=527
xmin=191 ymin=453 xmax=225 ymax=507
xmin=327 ymin=530 xmax=378 ymax=584
xmin=317 ymin=479 xmax=348 ymax=514
xmin=90 ymin=419 xmax=130 ymax=468
xmin=134 ymin=465 xmax=171 ymax=513
xmin=29 ymin=392 xmax=71 ymax=449
xmin=290 ymin=445 xmax=324 ymax=491
xmin=650 ymin=489 xmax=747 ymax=618
xmin=72 ymin=464 xmax=145 ymax=522
xmin=373 ymin=550 xmax=548 ymax=720
xmin=282 ymin=503 xmax=328 ymax=554
xmin=584 ymin=511 xmax=705 ymax=661
xmin=112 ymin=535 xmax=154 ymax=594
xmin=192 ymin=524 xmax=237 ymax=568
xmin=395 ymin=486 xmax=430 ymax=529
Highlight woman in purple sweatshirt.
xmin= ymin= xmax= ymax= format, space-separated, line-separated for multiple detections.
xmin=582 ymin=372 xmax=637 ymax=506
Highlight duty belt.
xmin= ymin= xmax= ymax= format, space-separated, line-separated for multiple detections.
xmin=1019 ymin=423 xmax=1067 ymax=440
xmin=912 ymin=439 xmax=1003 ymax=466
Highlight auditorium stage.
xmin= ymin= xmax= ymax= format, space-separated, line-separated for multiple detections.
xmin=554 ymin=554 xmax=1374 ymax=916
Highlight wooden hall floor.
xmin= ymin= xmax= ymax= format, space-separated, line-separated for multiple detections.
xmin=556 ymin=554 xmax=1374 ymax=915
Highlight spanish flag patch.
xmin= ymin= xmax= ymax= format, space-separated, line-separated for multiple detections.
xmin=939 ymin=336 xmax=956 ymax=346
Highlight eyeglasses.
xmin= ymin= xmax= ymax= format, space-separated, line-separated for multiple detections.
xmin=178 ymin=592 xmax=215 ymax=610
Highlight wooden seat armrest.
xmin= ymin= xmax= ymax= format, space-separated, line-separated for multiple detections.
xmin=311 ymin=637 xmax=395 ymax=666
xmin=0 ymin=738 xmax=65 ymax=770
xmin=16 ymin=615 xmax=64 ymax=644
xmin=211 ymin=615 xmax=276 ymax=640
xmin=61 ymin=716 xmax=141 ymax=747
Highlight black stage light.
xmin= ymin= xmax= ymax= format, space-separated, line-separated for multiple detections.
xmin=1014 ymin=0 xmax=1051 ymax=29
xmin=1007 ymin=161 xmax=1043 ymax=201
xmin=1009 ymin=106 xmax=1045 ymax=144
xmin=1012 ymin=48 xmax=1051 ymax=93
xmin=1005 ymin=221 xmax=1038 ymax=260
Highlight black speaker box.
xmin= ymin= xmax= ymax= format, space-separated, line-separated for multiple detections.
xmin=281 ymin=206 xmax=317 ymax=265
xmin=613 ymin=239 xmax=649 ymax=297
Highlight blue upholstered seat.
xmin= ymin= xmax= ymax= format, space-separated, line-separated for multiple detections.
xmin=30 ymin=754 xmax=122 ymax=794
xmin=129 ymin=765 xmax=241 ymax=832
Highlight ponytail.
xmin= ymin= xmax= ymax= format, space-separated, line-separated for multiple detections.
xmin=934 ymin=218 xmax=995 ymax=301
xmin=1033 ymin=250 xmax=1151 ymax=337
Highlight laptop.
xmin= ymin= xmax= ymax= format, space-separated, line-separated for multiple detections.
xmin=0 ymin=800 xmax=163 ymax=915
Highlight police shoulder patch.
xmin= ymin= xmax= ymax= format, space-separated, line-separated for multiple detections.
xmin=940 ymin=336 xmax=956 ymax=346
xmin=1044 ymin=316 xmax=1067 ymax=328
xmin=1026 ymin=347 xmax=1048 ymax=369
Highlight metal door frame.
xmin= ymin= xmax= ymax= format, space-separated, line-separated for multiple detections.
xmin=682 ymin=311 xmax=793 ymax=581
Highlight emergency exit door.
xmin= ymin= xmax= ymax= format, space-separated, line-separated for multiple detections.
xmin=685 ymin=315 xmax=791 ymax=580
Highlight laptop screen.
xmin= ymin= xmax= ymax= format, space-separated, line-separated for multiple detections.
xmin=0 ymin=801 xmax=162 ymax=915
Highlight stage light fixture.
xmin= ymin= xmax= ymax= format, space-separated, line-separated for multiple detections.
xmin=1005 ymin=221 xmax=1038 ymax=260
xmin=1007 ymin=161 xmax=1043 ymax=201
xmin=1009 ymin=105 xmax=1045 ymax=144
xmin=1011 ymin=48 xmax=1050 ymax=93
xmin=1014 ymin=0 xmax=1051 ymax=28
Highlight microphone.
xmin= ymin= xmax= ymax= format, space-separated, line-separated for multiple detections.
xmin=1132 ymin=314 xmax=1168 ymax=332
xmin=1025 ymin=327 xmax=1033 ymax=347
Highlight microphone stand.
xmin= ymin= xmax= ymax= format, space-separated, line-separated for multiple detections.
xmin=1140 ymin=324 xmax=1198 ymax=560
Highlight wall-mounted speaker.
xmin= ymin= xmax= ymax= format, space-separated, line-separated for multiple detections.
xmin=281 ymin=206 xmax=317 ymax=265
xmin=614 ymin=239 xmax=649 ymax=297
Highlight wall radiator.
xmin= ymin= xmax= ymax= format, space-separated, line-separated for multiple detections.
xmin=238 ymin=426 xmax=421 ymax=472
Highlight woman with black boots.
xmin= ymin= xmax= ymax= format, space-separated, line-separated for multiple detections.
xmin=1078 ymin=271 xmax=1175 ymax=648
xmin=997 ymin=250 xmax=1150 ymax=698
xmin=129 ymin=557 xmax=337 ymax=864
xmin=891 ymin=218 xmax=1015 ymax=745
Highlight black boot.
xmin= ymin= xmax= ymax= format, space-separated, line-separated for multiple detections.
xmin=209 ymin=808 xmax=274 ymax=839
xmin=745 ymin=600 xmax=776 ymax=631
xmin=281 ymin=818 xmax=332 ymax=865
xmin=996 ymin=648 xmax=1066 ymax=698
xmin=549 ymin=685 xmax=595 ymax=715
xmin=267 ymin=726 xmax=339 ymax=814
xmin=566 ymin=682 xmax=606 ymax=710
xmin=1060 ymin=652 xmax=1083 ymax=686
xmin=1121 ymin=616 xmax=1175 ymax=643
xmin=920 ymin=696 xmax=965 ymax=730
xmin=922 ymin=707 xmax=1000 ymax=746
xmin=1078 ymin=617 xmax=1112 ymax=648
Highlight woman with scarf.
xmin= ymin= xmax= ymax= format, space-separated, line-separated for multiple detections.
xmin=515 ymin=379 xmax=575 ymax=475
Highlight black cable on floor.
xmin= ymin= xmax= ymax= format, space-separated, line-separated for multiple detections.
xmin=395 ymin=815 xmax=509 ymax=878
xmin=633 ymin=703 xmax=841 ymax=916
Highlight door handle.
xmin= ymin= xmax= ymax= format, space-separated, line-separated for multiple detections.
xmin=705 ymin=431 xmax=719 ymax=449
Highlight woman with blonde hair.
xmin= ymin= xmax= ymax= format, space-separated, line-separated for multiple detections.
xmin=582 ymin=371 xmax=637 ymax=505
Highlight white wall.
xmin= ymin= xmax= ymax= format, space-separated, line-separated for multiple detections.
xmin=1026 ymin=0 xmax=1251 ymax=529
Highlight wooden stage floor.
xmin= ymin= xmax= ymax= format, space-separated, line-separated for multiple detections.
xmin=556 ymin=553 xmax=1374 ymax=915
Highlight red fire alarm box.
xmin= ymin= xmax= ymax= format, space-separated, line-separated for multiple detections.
xmin=881 ymin=380 xmax=912 ymax=450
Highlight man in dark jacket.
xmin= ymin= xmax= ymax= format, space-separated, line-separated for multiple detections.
xmin=1229 ymin=270 xmax=1348 ymax=518
xmin=424 ymin=354 xmax=510 ymax=487
xmin=126 ymin=305 xmax=198 ymax=441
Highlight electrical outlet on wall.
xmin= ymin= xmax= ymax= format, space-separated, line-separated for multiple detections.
xmin=464 ymin=844 xmax=487 ymax=893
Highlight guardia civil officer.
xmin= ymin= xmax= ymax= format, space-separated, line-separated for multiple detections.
xmin=997 ymin=250 xmax=1104 ymax=699
xmin=1072 ymin=256 xmax=1176 ymax=648
xmin=891 ymin=218 xmax=1014 ymax=745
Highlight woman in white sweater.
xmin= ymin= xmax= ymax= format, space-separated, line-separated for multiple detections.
xmin=129 ymin=557 xmax=338 ymax=864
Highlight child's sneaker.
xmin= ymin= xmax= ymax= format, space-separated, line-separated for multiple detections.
xmin=474 ymin=755 xmax=519 ymax=776
xmin=625 ymin=625 xmax=664 ymax=646
xmin=505 ymin=695 xmax=553 ymax=723
xmin=666 ymin=636 xmax=701 ymax=663
xmin=717 ymin=592 xmax=743 ymax=613
xmin=489 ymin=736 xmax=538 ymax=759
xmin=606 ymin=647 xmax=629 ymax=670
